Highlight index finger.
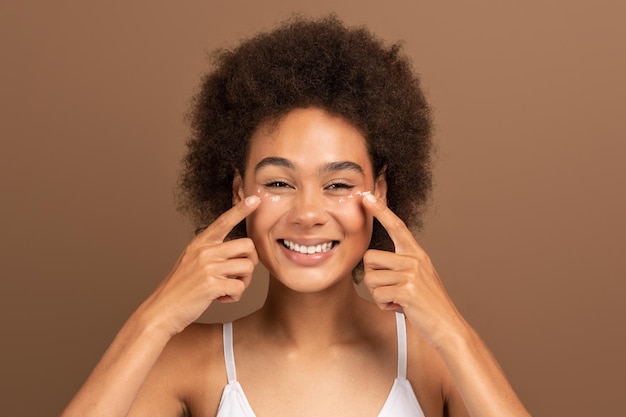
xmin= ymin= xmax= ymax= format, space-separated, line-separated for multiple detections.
xmin=198 ymin=195 xmax=261 ymax=243
xmin=362 ymin=193 xmax=419 ymax=255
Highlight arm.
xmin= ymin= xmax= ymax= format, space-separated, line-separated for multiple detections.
xmin=59 ymin=196 xmax=261 ymax=417
xmin=438 ymin=322 xmax=528 ymax=417
xmin=60 ymin=307 xmax=176 ymax=417
xmin=361 ymin=193 xmax=530 ymax=417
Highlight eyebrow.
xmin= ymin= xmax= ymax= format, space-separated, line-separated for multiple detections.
xmin=254 ymin=157 xmax=364 ymax=176
xmin=254 ymin=157 xmax=294 ymax=172
xmin=321 ymin=161 xmax=365 ymax=175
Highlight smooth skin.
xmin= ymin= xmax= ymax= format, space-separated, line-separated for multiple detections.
xmin=60 ymin=108 xmax=530 ymax=417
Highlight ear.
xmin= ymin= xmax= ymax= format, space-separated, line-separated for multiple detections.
xmin=373 ymin=166 xmax=388 ymax=203
xmin=232 ymin=169 xmax=245 ymax=205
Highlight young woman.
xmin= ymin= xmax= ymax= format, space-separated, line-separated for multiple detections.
xmin=61 ymin=16 xmax=530 ymax=417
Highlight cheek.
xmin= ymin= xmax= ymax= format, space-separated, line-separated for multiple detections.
xmin=253 ymin=187 xmax=292 ymax=215
xmin=334 ymin=204 xmax=371 ymax=231
xmin=328 ymin=194 xmax=373 ymax=234
xmin=245 ymin=189 xmax=289 ymax=238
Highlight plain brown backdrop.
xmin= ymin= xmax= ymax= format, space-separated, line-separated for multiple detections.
xmin=1 ymin=1 xmax=624 ymax=416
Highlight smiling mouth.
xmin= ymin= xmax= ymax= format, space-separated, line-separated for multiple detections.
xmin=281 ymin=239 xmax=337 ymax=254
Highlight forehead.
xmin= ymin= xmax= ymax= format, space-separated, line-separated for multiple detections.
xmin=246 ymin=107 xmax=372 ymax=171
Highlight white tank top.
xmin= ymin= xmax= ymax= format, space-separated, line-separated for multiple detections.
xmin=216 ymin=312 xmax=425 ymax=417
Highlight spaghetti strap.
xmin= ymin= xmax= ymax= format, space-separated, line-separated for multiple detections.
xmin=223 ymin=322 xmax=236 ymax=383
xmin=215 ymin=314 xmax=425 ymax=417
xmin=395 ymin=312 xmax=407 ymax=379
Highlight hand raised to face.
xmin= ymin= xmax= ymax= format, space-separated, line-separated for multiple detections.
xmin=142 ymin=195 xmax=261 ymax=336
xmin=361 ymin=193 xmax=465 ymax=348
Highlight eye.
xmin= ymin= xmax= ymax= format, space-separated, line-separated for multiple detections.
xmin=264 ymin=180 xmax=292 ymax=189
xmin=326 ymin=182 xmax=355 ymax=192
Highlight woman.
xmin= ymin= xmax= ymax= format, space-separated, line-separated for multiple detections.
xmin=61 ymin=16 xmax=530 ymax=417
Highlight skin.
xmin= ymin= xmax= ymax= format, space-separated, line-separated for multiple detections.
xmin=60 ymin=108 xmax=530 ymax=417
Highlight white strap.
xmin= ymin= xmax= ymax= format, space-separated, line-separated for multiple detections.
xmin=395 ymin=312 xmax=407 ymax=379
xmin=223 ymin=322 xmax=236 ymax=383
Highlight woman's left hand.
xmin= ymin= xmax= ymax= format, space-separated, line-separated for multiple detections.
xmin=361 ymin=193 xmax=466 ymax=348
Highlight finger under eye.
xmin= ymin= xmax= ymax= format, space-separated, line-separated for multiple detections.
xmin=361 ymin=194 xmax=423 ymax=255
xmin=196 ymin=196 xmax=261 ymax=244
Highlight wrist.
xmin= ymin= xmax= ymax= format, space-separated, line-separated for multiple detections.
xmin=430 ymin=316 xmax=476 ymax=354
xmin=126 ymin=300 xmax=178 ymax=344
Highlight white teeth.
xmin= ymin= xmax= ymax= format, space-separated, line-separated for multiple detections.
xmin=282 ymin=239 xmax=334 ymax=254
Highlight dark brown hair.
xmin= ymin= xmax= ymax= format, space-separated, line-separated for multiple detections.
xmin=178 ymin=15 xmax=433 ymax=260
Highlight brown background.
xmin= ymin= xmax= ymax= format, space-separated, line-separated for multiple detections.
xmin=1 ymin=1 xmax=625 ymax=416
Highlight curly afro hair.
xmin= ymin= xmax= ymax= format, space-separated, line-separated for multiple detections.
xmin=178 ymin=15 xmax=433 ymax=265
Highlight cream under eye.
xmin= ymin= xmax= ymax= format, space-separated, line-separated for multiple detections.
xmin=256 ymin=187 xmax=283 ymax=202
xmin=326 ymin=187 xmax=372 ymax=205
xmin=253 ymin=183 xmax=371 ymax=206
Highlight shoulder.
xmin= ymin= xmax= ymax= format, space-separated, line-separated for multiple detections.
xmin=142 ymin=322 xmax=228 ymax=416
xmin=163 ymin=322 xmax=224 ymax=360
xmin=405 ymin=321 xmax=461 ymax=415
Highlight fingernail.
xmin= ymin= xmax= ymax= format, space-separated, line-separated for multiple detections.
xmin=364 ymin=193 xmax=377 ymax=203
xmin=245 ymin=195 xmax=260 ymax=206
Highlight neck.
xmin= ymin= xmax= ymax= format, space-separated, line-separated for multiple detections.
xmin=258 ymin=275 xmax=366 ymax=348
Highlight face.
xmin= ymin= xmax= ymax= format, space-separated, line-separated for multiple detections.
xmin=234 ymin=107 xmax=386 ymax=293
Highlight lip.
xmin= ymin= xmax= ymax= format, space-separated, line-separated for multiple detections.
xmin=277 ymin=238 xmax=338 ymax=266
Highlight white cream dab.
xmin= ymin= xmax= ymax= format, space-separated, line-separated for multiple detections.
xmin=334 ymin=189 xmax=373 ymax=204
xmin=255 ymin=188 xmax=370 ymax=204
xmin=256 ymin=188 xmax=281 ymax=202
xmin=333 ymin=190 xmax=373 ymax=204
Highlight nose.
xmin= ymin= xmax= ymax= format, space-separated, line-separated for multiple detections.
xmin=286 ymin=187 xmax=329 ymax=227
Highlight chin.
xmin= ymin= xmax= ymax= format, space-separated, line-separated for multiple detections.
xmin=265 ymin=263 xmax=355 ymax=293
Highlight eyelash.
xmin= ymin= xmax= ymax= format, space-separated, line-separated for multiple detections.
xmin=264 ymin=181 xmax=292 ymax=189
xmin=326 ymin=182 xmax=354 ymax=191
xmin=262 ymin=181 xmax=355 ymax=191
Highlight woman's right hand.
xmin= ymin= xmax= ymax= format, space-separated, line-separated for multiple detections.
xmin=59 ymin=195 xmax=262 ymax=417
xmin=139 ymin=195 xmax=261 ymax=337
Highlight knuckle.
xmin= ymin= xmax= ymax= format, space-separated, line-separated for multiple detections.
xmin=202 ymin=270 xmax=219 ymax=284
xmin=198 ymin=247 xmax=218 ymax=262
xmin=393 ymin=217 xmax=408 ymax=231
xmin=404 ymin=280 xmax=418 ymax=296
xmin=362 ymin=272 xmax=373 ymax=287
xmin=229 ymin=280 xmax=246 ymax=301
xmin=363 ymin=249 xmax=383 ymax=265
xmin=240 ymin=237 xmax=255 ymax=251
xmin=235 ymin=200 xmax=248 ymax=214
xmin=215 ymin=212 xmax=232 ymax=231
xmin=201 ymin=277 xmax=218 ymax=296
xmin=362 ymin=251 xmax=374 ymax=265
xmin=369 ymin=287 xmax=380 ymax=300
xmin=244 ymin=258 xmax=255 ymax=272
xmin=406 ymin=257 xmax=420 ymax=271
xmin=201 ymin=263 xmax=218 ymax=278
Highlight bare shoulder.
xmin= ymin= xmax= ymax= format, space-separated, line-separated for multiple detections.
xmin=130 ymin=322 xmax=227 ymax=417
xmin=405 ymin=323 xmax=467 ymax=416
xmin=355 ymin=306 xmax=454 ymax=414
